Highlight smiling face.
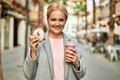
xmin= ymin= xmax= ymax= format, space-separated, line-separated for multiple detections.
xmin=47 ymin=10 xmax=67 ymax=38
xmin=46 ymin=3 xmax=68 ymax=38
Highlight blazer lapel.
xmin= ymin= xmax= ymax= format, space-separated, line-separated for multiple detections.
xmin=63 ymin=34 xmax=71 ymax=80
xmin=43 ymin=32 xmax=54 ymax=79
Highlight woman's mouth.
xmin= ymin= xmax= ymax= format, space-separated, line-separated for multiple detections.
xmin=53 ymin=26 xmax=61 ymax=30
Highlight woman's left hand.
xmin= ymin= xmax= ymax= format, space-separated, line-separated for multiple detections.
xmin=65 ymin=48 xmax=80 ymax=67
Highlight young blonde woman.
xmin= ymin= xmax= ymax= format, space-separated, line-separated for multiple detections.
xmin=23 ymin=2 xmax=86 ymax=80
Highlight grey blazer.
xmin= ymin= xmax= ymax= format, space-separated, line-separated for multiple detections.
xmin=23 ymin=32 xmax=86 ymax=80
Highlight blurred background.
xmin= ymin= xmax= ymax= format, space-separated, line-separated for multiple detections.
xmin=0 ymin=0 xmax=120 ymax=80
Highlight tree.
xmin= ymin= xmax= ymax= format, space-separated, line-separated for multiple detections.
xmin=38 ymin=0 xmax=45 ymax=30
xmin=108 ymin=0 xmax=115 ymax=45
xmin=72 ymin=0 xmax=85 ymax=39
xmin=50 ymin=0 xmax=56 ymax=3
xmin=84 ymin=0 xmax=87 ymax=30
xmin=0 ymin=0 xmax=3 ymax=79
xmin=62 ymin=0 xmax=68 ymax=5
xmin=92 ymin=0 xmax=96 ymax=28
xmin=58 ymin=0 xmax=68 ymax=5
xmin=31 ymin=0 xmax=45 ymax=30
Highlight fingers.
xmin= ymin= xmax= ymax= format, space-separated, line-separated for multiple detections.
xmin=65 ymin=49 xmax=78 ymax=64
xmin=29 ymin=35 xmax=40 ymax=42
xmin=29 ymin=35 xmax=41 ymax=48
xmin=66 ymin=48 xmax=76 ymax=53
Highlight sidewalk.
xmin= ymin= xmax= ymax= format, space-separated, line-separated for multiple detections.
xmin=2 ymin=46 xmax=25 ymax=80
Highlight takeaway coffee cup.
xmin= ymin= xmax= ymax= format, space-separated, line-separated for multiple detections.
xmin=65 ymin=43 xmax=75 ymax=49
xmin=65 ymin=43 xmax=75 ymax=63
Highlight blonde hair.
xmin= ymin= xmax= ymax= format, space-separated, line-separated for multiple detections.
xmin=47 ymin=2 xmax=68 ymax=20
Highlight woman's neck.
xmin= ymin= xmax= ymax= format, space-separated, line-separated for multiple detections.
xmin=49 ymin=32 xmax=63 ymax=39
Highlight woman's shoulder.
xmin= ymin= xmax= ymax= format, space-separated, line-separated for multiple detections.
xmin=63 ymin=33 xmax=78 ymax=43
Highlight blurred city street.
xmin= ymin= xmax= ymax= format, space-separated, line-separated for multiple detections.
xmin=0 ymin=0 xmax=120 ymax=80
xmin=1 ymin=44 xmax=120 ymax=80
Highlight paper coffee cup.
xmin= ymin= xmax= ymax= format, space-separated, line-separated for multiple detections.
xmin=65 ymin=43 xmax=75 ymax=49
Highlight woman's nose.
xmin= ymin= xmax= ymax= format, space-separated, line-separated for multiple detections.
xmin=55 ymin=21 xmax=59 ymax=25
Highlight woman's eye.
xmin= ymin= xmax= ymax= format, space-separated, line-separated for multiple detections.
xmin=50 ymin=18 xmax=65 ymax=22
xmin=59 ymin=19 xmax=64 ymax=21
xmin=51 ymin=18 xmax=56 ymax=21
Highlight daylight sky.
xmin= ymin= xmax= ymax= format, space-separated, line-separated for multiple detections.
xmin=87 ymin=0 xmax=100 ymax=11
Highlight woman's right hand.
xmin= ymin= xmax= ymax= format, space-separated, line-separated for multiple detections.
xmin=29 ymin=35 xmax=41 ymax=59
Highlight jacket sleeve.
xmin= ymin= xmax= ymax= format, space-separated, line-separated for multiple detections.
xmin=23 ymin=43 xmax=42 ymax=80
xmin=73 ymin=41 xmax=86 ymax=80
xmin=23 ymin=50 xmax=38 ymax=80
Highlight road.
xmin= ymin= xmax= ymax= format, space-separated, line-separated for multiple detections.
xmin=82 ymin=45 xmax=120 ymax=80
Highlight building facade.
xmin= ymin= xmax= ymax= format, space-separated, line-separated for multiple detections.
xmin=0 ymin=0 xmax=30 ymax=51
